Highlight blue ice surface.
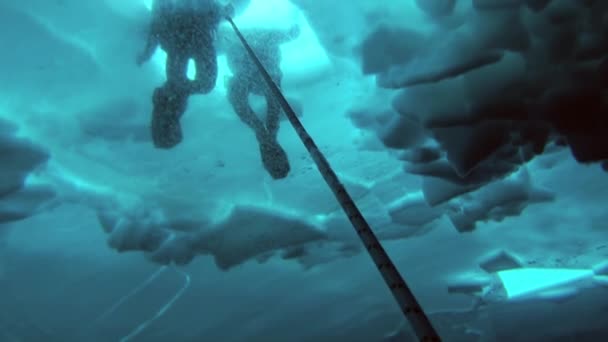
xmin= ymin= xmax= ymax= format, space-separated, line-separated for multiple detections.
xmin=1 ymin=0 xmax=607 ymax=341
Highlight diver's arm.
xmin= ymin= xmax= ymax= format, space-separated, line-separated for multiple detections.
xmin=136 ymin=26 xmax=159 ymax=66
xmin=137 ymin=0 xmax=171 ymax=65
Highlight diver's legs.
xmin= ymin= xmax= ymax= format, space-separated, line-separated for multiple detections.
xmin=191 ymin=48 xmax=218 ymax=95
xmin=264 ymin=84 xmax=282 ymax=138
xmin=165 ymin=53 xmax=190 ymax=90
xmin=227 ymin=77 xmax=265 ymax=132
xmin=227 ymin=77 xmax=290 ymax=179
xmin=150 ymin=82 xmax=189 ymax=149
xmin=150 ymin=52 xmax=192 ymax=149
xmin=257 ymin=131 xmax=290 ymax=179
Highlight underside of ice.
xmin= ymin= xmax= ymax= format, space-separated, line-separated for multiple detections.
xmin=1 ymin=0 xmax=607 ymax=340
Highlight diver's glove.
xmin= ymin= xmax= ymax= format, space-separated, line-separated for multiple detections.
xmin=136 ymin=47 xmax=155 ymax=66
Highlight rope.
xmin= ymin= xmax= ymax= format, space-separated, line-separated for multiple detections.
xmin=226 ymin=17 xmax=441 ymax=341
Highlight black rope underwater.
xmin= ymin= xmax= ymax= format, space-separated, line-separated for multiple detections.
xmin=226 ymin=17 xmax=441 ymax=342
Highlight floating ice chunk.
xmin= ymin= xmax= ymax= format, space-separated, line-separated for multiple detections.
xmin=96 ymin=201 xmax=332 ymax=269
xmin=359 ymin=24 xmax=427 ymax=75
xmin=471 ymin=7 xmax=530 ymax=51
xmin=0 ymin=185 xmax=56 ymax=223
xmin=97 ymin=204 xmax=206 ymax=264
xmin=346 ymin=107 xmax=425 ymax=150
xmin=592 ymin=276 xmax=608 ymax=287
xmin=106 ymin=216 xmax=172 ymax=253
xmin=592 ymin=261 xmax=608 ymax=276
xmin=408 ymin=151 xmax=519 ymax=188
xmin=255 ymin=251 xmax=275 ymax=263
xmin=378 ymin=51 xmax=503 ymax=88
xmin=0 ymin=134 xmax=50 ymax=196
xmin=346 ymin=107 xmax=388 ymax=130
xmin=391 ymin=77 xmax=470 ymax=127
xmin=377 ymin=115 xmax=426 ymax=149
xmin=405 ymin=159 xmax=458 ymax=180
xmin=145 ymin=233 xmax=198 ymax=265
xmin=398 ymin=146 xmax=441 ymax=164
xmin=386 ymin=191 xmax=444 ymax=226
xmin=96 ymin=208 xmax=122 ymax=233
xmin=199 ymin=205 xmax=328 ymax=270
xmin=497 ymin=268 xmax=594 ymax=300
xmin=447 ymin=168 xmax=555 ymax=232
xmin=377 ymin=38 xmax=503 ymax=89
xmin=280 ymin=245 xmax=308 ymax=260
xmin=478 ymin=250 xmax=523 ymax=273
xmin=421 ymin=176 xmax=482 ymax=206
xmin=431 ymin=122 xmax=511 ymax=177
xmin=463 ymin=52 xmax=526 ymax=105
xmin=353 ymin=131 xmax=387 ymax=152
xmin=446 ymin=277 xmax=492 ymax=295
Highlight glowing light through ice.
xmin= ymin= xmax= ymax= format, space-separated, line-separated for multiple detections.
xmin=497 ymin=268 xmax=595 ymax=299
xmin=142 ymin=0 xmax=153 ymax=10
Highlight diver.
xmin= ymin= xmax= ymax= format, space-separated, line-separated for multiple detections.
xmin=221 ymin=24 xmax=301 ymax=179
xmin=136 ymin=0 xmax=235 ymax=149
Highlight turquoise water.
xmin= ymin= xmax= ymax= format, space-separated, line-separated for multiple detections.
xmin=1 ymin=0 xmax=607 ymax=341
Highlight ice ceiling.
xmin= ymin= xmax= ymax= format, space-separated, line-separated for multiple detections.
xmin=1 ymin=0 xmax=608 ymax=340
